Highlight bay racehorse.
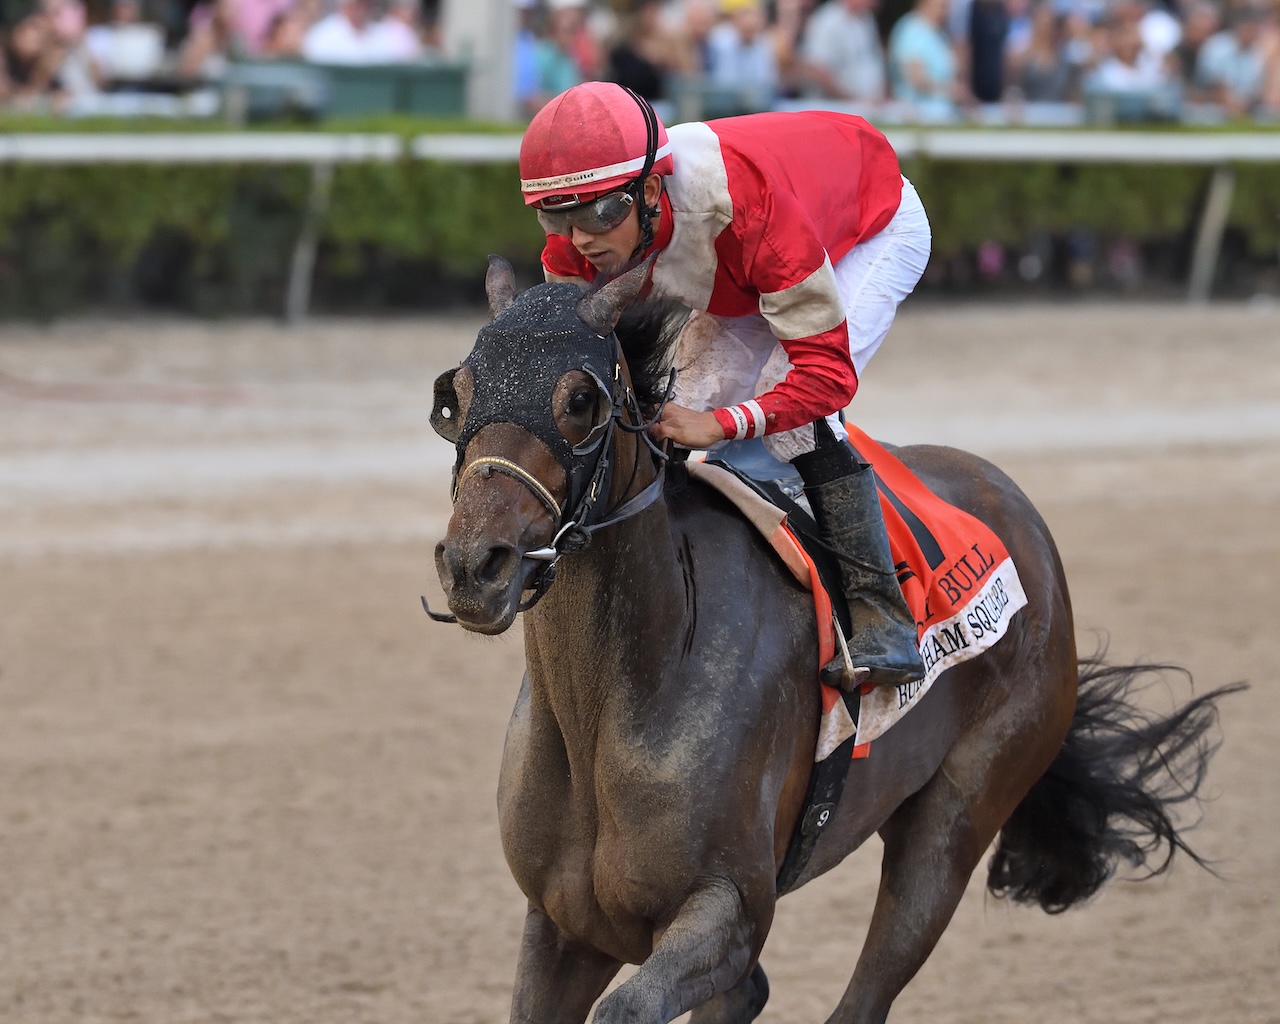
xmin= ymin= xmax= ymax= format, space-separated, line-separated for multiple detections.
xmin=429 ymin=256 xmax=1240 ymax=1024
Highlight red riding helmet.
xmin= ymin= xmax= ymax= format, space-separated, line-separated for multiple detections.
xmin=519 ymin=82 xmax=674 ymax=208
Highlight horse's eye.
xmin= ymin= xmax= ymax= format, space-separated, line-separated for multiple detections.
xmin=567 ymin=391 xmax=594 ymax=418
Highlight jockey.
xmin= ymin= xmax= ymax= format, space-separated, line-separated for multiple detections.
xmin=518 ymin=81 xmax=930 ymax=692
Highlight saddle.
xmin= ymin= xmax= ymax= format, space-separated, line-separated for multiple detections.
xmin=687 ymin=428 xmax=1029 ymax=893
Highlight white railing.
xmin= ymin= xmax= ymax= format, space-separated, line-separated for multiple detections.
xmin=0 ymin=132 xmax=402 ymax=163
xmin=3 ymin=128 xmax=1277 ymax=312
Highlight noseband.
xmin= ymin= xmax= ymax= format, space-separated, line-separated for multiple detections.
xmin=425 ymin=335 xmax=675 ymax=624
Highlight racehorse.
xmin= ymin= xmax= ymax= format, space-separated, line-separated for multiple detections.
xmin=429 ymin=255 xmax=1240 ymax=1024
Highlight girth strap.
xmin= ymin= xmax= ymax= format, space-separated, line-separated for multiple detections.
xmin=774 ymin=694 xmax=859 ymax=896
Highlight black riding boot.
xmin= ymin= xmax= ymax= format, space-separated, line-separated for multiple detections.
xmin=792 ymin=421 xmax=925 ymax=692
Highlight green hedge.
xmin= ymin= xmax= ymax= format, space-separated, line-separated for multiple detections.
xmin=903 ymin=158 xmax=1280 ymax=255
xmin=1 ymin=123 xmax=1279 ymax=314
xmin=0 ymin=158 xmax=548 ymax=315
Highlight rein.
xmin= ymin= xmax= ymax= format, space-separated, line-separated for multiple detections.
xmin=423 ymin=342 xmax=675 ymax=625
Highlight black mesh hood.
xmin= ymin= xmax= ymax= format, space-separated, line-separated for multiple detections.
xmin=458 ymin=283 xmax=618 ymax=470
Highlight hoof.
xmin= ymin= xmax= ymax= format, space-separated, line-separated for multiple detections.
xmin=688 ymin=963 xmax=770 ymax=1024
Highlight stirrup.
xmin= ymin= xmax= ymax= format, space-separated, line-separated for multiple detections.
xmin=822 ymin=615 xmax=871 ymax=692
xmin=820 ymin=659 xmax=871 ymax=692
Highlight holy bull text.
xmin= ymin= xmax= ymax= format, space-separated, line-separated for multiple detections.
xmin=937 ymin=544 xmax=998 ymax=605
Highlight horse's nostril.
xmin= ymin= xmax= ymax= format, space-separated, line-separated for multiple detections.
xmin=435 ymin=541 xmax=455 ymax=589
xmin=476 ymin=545 xmax=515 ymax=587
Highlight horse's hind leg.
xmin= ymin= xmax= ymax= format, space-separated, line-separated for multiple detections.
xmin=824 ymin=770 xmax=990 ymax=1024
xmin=826 ymin=658 xmax=1076 ymax=1024
xmin=687 ymin=963 xmax=769 ymax=1024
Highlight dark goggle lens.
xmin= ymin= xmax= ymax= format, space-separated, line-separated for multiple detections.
xmin=536 ymin=189 xmax=636 ymax=236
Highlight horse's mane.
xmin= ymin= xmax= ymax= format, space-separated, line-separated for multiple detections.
xmin=613 ymin=300 xmax=686 ymax=415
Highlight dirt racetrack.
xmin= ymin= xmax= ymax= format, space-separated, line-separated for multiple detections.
xmin=1 ymin=304 xmax=1277 ymax=1024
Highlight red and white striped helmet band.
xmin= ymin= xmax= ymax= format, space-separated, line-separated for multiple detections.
xmin=520 ymin=141 xmax=673 ymax=197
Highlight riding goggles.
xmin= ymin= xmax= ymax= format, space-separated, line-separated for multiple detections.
xmin=535 ymin=185 xmax=638 ymax=237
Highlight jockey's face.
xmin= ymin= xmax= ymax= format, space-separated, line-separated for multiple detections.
xmin=568 ymin=174 xmax=661 ymax=276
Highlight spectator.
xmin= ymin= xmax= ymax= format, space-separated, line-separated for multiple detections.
xmin=43 ymin=0 xmax=87 ymax=46
xmin=301 ymin=0 xmax=383 ymax=63
xmin=522 ymin=0 xmax=588 ymax=115
xmin=966 ymin=0 xmax=1009 ymax=103
xmin=84 ymin=0 xmax=166 ymax=82
xmin=513 ymin=0 xmax=541 ymax=111
xmin=1174 ymin=0 xmax=1222 ymax=95
xmin=1262 ymin=4 xmax=1280 ymax=113
xmin=888 ymin=0 xmax=960 ymax=113
xmin=260 ymin=0 xmax=321 ymax=58
xmin=680 ymin=0 xmax=718 ymax=73
xmin=706 ymin=0 xmax=780 ymax=111
xmin=799 ymin=0 xmax=886 ymax=103
xmin=2 ymin=10 xmax=68 ymax=104
xmin=1139 ymin=0 xmax=1182 ymax=63
xmin=1089 ymin=16 xmax=1172 ymax=90
xmin=367 ymin=0 xmax=426 ymax=60
xmin=1002 ymin=0 xmax=1034 ymax=65
xmin=1059 ymin=5 xmax=1101 ymax=95
xmin=1010 ymin=2 xmax=1071 ymax=99
xmin=608 ymin=0 xmax=694 ymax=105
xmin=1196 ymin=2 xmax=1269 ymax=115
xmin=225 ymin=0 xmax=293 ymax=54
xmin=771 ymin=0 xmax=812 ymax=96
xmin=548 ymin=0 xmax=602 ymax=81
xmin=179 ymin=0 xmax=243 ymax=80
xmin=42 ymin=0 xmax=99 ymax=97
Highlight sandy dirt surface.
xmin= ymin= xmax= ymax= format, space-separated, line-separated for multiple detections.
xmin=1 ymin=306 xmax=1277 ymax=1024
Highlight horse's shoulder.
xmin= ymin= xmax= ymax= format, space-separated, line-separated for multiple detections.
xmin=664 ymin=464 xmax=812 ymax=588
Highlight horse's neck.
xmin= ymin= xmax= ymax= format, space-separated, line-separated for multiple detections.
xmin=523 ymin=451 xmax=687 ymax=745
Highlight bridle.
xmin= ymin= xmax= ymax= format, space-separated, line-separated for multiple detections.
xmin=424 ymin=335 xmax=675 ymax=624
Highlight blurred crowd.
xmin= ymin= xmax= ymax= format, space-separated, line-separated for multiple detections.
xmin=0 ymin=0 xmax=441 ymax=110
xmin=514 ymin=0 xmax=1280 ymax=122
xmin=3 ymin=0 xmax=1279 ymax=118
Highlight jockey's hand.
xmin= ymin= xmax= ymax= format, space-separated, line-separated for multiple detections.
xmin=649 ymin=403 xmax=727 ymax=449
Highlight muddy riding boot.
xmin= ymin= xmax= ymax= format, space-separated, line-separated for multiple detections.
xmin=792 ymin=421 xmax=924 ymax=692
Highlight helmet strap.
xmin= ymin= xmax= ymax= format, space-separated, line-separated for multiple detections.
xmin=622 ymin=87 xmax=662 ymax=259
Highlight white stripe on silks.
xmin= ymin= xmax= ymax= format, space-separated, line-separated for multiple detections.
xmin=520 ymin=141 xmax=674 ymax=194
xmin=758 ymin=256 xmax=845 ymax=341
xmin=650 ymin=122 xmax=730 ymax=312
xmin=743 ymin=399 xmax=766 ymax=438
xmin=725 ymin=405 xmax=750 ymax=440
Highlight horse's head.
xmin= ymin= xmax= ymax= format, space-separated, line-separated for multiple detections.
xmin=430 ymin=255 xmax=665 ymax=634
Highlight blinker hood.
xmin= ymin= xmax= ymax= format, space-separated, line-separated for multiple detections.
xmin=432 ymin=283 xmax=623 ymax=523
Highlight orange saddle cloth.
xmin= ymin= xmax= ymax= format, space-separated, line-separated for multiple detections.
xmin=828 ymin=426 xmax=1029 ymax=756
xmin=688 ymin=427 xmax=1028 ymax=760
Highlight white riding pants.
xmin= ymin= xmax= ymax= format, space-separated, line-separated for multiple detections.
xmin=672 ymin=175 xmax=931 ymax=480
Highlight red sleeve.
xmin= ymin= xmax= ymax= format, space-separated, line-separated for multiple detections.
xmin=712 ymin=322 xmax=858 ymax=440
xmin=710 ymin=179 xmax=859 ymax=440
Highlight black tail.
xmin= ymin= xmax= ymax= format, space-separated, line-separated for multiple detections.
xmin=987 ymin=658 xmax=1245 ymax=914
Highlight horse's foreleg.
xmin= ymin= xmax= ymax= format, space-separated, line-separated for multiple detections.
xmin=510 ymin=903 xmax=622 ymax=1024
xmin=687 ymin=962 xmax=770 ymax=1024
xmin=593 ymin=876 xmax=758 ymax=1024
xmin=826 ymin=773 xmax=986 ymax=1024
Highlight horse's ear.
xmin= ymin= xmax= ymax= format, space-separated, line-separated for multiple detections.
xmin=485 ymin=254 xmax=518 ymax=318
xmin=574 ymin=255 xmax=656 ymax=336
